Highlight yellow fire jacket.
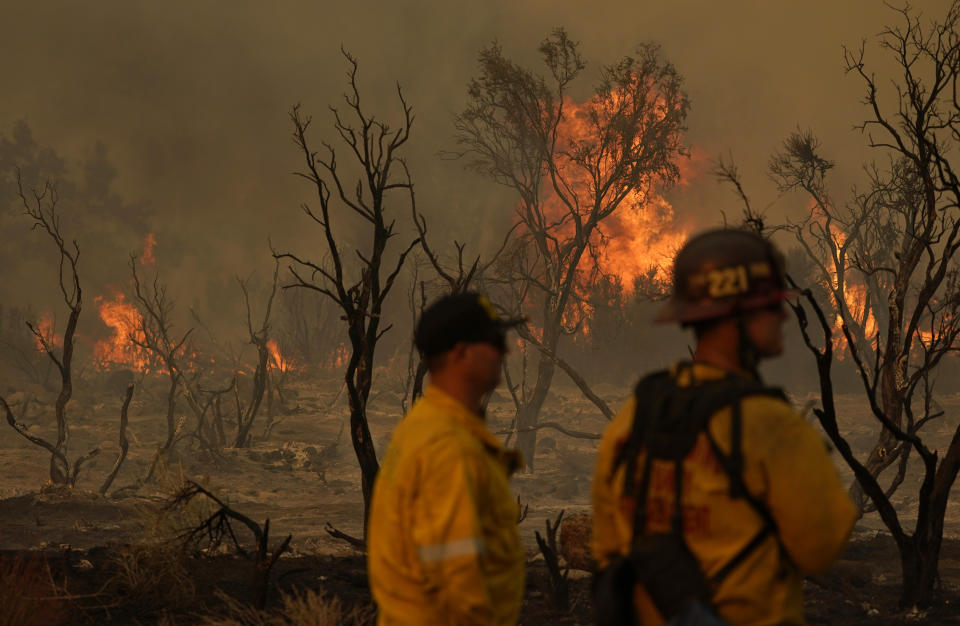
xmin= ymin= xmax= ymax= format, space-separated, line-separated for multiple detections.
xmin=367 ymin=385 xmax=525 ymax=626
xmin=592 ymin=362 xmax=857 ymax=625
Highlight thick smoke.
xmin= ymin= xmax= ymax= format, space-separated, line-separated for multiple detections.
xmin=1 ymin=0 xmax=946 ymax=382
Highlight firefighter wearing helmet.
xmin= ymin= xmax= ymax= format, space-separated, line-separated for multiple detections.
xmin=591 ymin=228 xmax=857 ymax=625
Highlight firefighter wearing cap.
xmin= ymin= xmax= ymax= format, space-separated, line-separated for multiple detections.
xmin=592 ymin=228 xmax=857 ymax=625
xmin=367 ymin=292 xmax=526 ymax=626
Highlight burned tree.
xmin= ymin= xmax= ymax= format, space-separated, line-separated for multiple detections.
xmin=129 ymin=256 xmax=199 ymax=479
xmin=167 ymin=480 xmax=292 ymax=610
xmin=276 ymin=50 xmax=419 ymax=529
xmin=534 ymin=510 xmax=570 ymax=612
xmin=454 ymin=29 xmax=688 ymax=466
xmin=233 ymin=260 xmax=281 ymax=448
xmin=99 ymin=383 xmax=134 ymax=495
xmin=717 ymin=2 xmax=960 ymax=609
xmin=404 ymin=168 xmax=519 ymax=406
xmin=0 ymin=305 xmax=56 ymax=391
xmin=1 ymin=172 xmax=109 ymax=488
xmin=131 ymin=256 xmax=284 ymax=462
xmin=274 ymin=282 xmax=344 ymax=370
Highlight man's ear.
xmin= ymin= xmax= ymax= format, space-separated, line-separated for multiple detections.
xmin=447 ymin=342 xmax=469 ymax=363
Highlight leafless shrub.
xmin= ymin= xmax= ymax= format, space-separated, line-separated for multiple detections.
xmin=1 ymin=172 xmax=103 ymax=488
xmin=534 ymin=510 xmax=570 ymax=612
xmin=454 ymin=29 xmax=689 ymax=468
xmin=105 ymin=540 xmax=195 ymax=610
xmin=0 ymin=553 xmax=68 ymax=625
xmin=131 ymin=465 xmax=216 ymax=537
xmin=234 ymin=260 xmax=280 ymax=448
xmin=276 ymin=49 xmax=420 ymax=532
xmin=199 ymin=588 xmax=374 ymax=626
xmin=516 ymin=495 xmax=529 ymax=524
xmin=166 ymin=480 xmax=292 ymax=609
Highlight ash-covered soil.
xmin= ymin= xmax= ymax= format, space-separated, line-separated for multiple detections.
xmin=2 ymin=374 xmax=960 ymax=624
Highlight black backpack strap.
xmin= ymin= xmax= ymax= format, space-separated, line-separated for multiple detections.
xmin=730 ymin=393 xmax=744 ymax=499
xmin=671 ymin=451 xmax=684 ymax=535
xmin=701 ymin=387 xmax=791 ymax=587
xmin=632 ymin=439 xmax=657 ymax=541
xmin=616 ymin=369 xmax=671 ymax=487
xmin=709 ymin=523 xmax=773 ymax=586
xmin=612 ymin=369 xmax=672 ymax=547
xmin=700 ymin=386 xmax=785 ymax=520
xmin=618 ymin=368 xmax=791 ymax=589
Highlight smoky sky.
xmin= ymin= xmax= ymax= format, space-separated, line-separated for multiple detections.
xmin=1 ymin=0 xmax=950 ymax=336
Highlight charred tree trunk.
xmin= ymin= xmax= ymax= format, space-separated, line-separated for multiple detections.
xmin=906 ymin=423 xmax=960 ymax=607
xmin=411 ymin=359 xmax=427 ymax=405
xmin=2 ymin=174 xmax=101 ymax=488
xmin=515 ymin=353 xmax=556 ymax=470
xmin=899 ymin=461 xmax=946 ymax=610
xmin=162 ymin=366 xmax=178 ymax=451
xmin=535 ymin=510 xmax=570 ymax=611
xmin=234 ymin=260 xmax=279 ymax=448
xmin=49 ymin=303 xmax=79 ymax=485
xmin=235 ymin=343 xmax=269 ymax=447
xmin=277 ymin=54 xmax=419 ymax=535
xmin=791 ymin=284 xmax=960 ymax=610
xmin=99 ymin=383 xmax=134 ymax=496
xmin=345 ymin=320 xmax=380 ymax=525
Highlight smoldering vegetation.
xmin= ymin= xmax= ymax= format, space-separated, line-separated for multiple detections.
xmin=4 ymin=1 xmax=960 ymax=624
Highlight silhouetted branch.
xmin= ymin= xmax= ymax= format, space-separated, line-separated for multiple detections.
xmin=100 ymin=383 xmax=134 ymax=496
xmin=534 ymin=510 xmax=569 ymax=611
xmin=325 ymin=522 xmax=365 ymax=550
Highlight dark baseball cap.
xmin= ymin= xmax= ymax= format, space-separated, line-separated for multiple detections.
xmin=414 ymin=292 xmax=525 ymax=357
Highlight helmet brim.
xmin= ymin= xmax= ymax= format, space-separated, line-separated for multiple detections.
xmin=654 ymin=289 xmax=801 ymax=325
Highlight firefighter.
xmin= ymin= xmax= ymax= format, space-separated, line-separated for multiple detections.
xmin=367 ymin=292 xmax=526 ymax=626
xmin=591 ymin=228 xmax=858 ymax=625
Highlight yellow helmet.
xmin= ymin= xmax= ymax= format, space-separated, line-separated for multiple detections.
xmin=655 ymin=228 xmax=796 ymax=325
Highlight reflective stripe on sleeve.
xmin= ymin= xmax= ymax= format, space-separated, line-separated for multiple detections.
xmin=417 ymin=537 xmax=485 ymax=563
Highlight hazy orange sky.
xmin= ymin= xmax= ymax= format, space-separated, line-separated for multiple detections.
xmin=1 ymin=0 xmax=949 ymax=326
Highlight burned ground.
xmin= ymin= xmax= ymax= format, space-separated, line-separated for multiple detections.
xmin=2 ymin=375 xmax=960 ymax=624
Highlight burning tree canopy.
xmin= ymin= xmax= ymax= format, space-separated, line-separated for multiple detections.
xmin=454 ymin=28 xmax=689 ymax=466
xmin=93 ymin=291 xmax=151 ymax=372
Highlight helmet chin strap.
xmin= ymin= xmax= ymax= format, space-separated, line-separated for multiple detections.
xmin=734 ymin=306 xmax=762 ymax=381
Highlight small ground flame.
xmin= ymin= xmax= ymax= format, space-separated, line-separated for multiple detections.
xmin=331 ymin=344 xmax=348 ymax=369
xmin=267 ymin=339 xmax=294 ymax=373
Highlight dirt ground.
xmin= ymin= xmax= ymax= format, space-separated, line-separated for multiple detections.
xmin=2 ymin=373 xmax=960 ymax=624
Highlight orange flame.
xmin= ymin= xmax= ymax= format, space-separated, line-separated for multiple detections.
xmin=519 ymin=95 xmax=689 ymax=341
xmin=93 ymin=293 xmax=151 ymax=371
xmin=331 ymin=344 xmax=348 ymax=369
xmin=32 ymin=312 xmax=61 ymax=351
xmin=267 ymin=339 xmax=296 ymax=372
xmin=140 ymin=233 xmax=157 ymax=266
xmin=548 ymin=96 xmax=687 ymax=292
xmin=594 ymin=195 xmax=688 ymax=290
xmin=831 ymin=283 xmax=878 ymax=359
xmin=814 ymin=208 xmax=935 ymax=363
xmin=814 ymin=216 xmax=880 ymax=360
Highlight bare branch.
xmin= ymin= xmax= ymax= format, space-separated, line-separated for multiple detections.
xmin=99 ymin=383 xmax=134 ymax=495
